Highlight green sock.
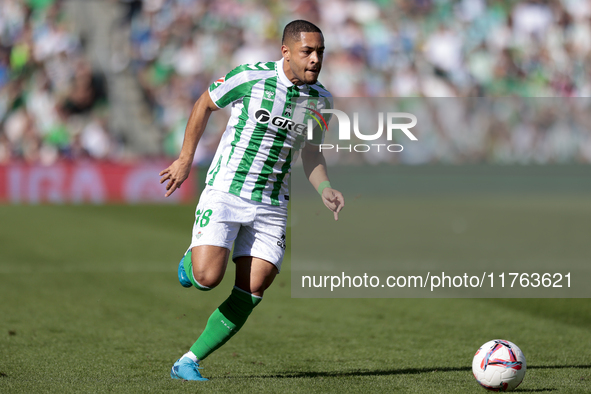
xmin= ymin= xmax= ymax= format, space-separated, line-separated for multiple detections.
xmin=190 ymin=287 xmax=262 ymax=360
xmin=182 ymin=250 xmax=211 ymax=291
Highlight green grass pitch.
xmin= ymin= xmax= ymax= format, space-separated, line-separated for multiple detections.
xmin=1 ymin=201 xmax=590 ymax=393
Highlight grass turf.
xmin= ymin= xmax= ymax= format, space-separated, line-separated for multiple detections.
xmin=0 ymin=204 xmax=590 ymax=393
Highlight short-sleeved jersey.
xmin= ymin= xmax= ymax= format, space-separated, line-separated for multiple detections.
xmin=206 ymin=58 xmax=332 ymax=207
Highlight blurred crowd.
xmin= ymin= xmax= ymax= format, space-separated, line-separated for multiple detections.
xmin=125 ymin=0 xmax=591 ymax=164
xmin=2 ymin=0 xmax=591 ymax=165
xmin=0 ymin=0 xmax=112 ymax=165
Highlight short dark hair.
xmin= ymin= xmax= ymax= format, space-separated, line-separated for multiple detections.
xmin=282 ymin=20 xmax=322 ymax=45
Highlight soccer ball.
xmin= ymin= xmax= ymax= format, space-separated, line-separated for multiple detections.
xmin=472 ymin=339 xmax=526 ymax=392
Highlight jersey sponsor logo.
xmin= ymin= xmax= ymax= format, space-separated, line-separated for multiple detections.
xmin=271 ymin=116 xmax=307 ymax=134
xmin=254 ymin=108 xmax=271 ymax=123
xmin=254 ymin=107 xmax=307 ymax=134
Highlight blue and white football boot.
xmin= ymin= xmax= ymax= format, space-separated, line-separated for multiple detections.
xmin=170 ymin=357 xmax=208 ymax=381
xmin=178 ymin=257 xmax=192 ymax=288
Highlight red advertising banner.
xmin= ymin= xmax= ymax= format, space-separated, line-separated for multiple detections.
xmin=0 ymin=161 xmax=195 ymax=204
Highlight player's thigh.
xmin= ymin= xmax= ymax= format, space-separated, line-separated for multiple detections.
xmin=232 ymin=205 xmax=287 ymax=274
xmin=234 ymin=256 xmax=278 ymax=297
xmin=191 ymin=245 xmax=230 ymax=287
xmin=188 ymin=188 xmax=245 ymax=286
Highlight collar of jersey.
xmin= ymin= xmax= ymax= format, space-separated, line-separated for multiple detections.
xmin=276 ymin=58 xmax=295 ymax=88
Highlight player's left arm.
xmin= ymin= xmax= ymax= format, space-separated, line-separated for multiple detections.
xmin=301 ymin=143 xmax=344 ymax=221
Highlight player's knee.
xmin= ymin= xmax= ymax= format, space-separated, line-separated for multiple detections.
xmin=246 ymin=283 xmax=267 ymax=298
xmin=189 ymin=247 xmax=228 ymax=290
xmin=192 ymin=269 xmax=223 ymax=289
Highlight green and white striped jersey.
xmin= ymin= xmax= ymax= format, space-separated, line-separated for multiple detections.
xmin=206 ymin=58 xmax=332 ymax=206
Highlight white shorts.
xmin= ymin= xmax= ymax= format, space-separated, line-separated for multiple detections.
xmin=188 ymin=187 xmax=288 ymax=272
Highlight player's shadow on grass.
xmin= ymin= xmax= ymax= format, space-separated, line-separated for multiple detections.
xmin=258 ymin=365 xmax=471 ymax=379
xmin=254 ymin=364 xmax=590 ymax=388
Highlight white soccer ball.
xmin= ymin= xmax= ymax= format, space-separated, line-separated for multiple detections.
xmin=472 ymin=339 xmax=526 ymax=392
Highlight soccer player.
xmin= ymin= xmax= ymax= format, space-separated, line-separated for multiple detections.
xmin=159 ymin=20 xmax=344 ymax=381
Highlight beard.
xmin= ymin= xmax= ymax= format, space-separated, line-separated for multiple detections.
xmin=302 ymin=69 xmax=320 ymax=84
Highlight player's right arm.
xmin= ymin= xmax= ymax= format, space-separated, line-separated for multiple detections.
xmin=159 ymin=91 xmax=220 ymax=197
xmin=160 ymin=64 xmax=263 ymax=197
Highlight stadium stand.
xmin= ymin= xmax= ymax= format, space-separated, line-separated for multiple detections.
xmin=2 ymin=0 xmax=590 ymax=165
